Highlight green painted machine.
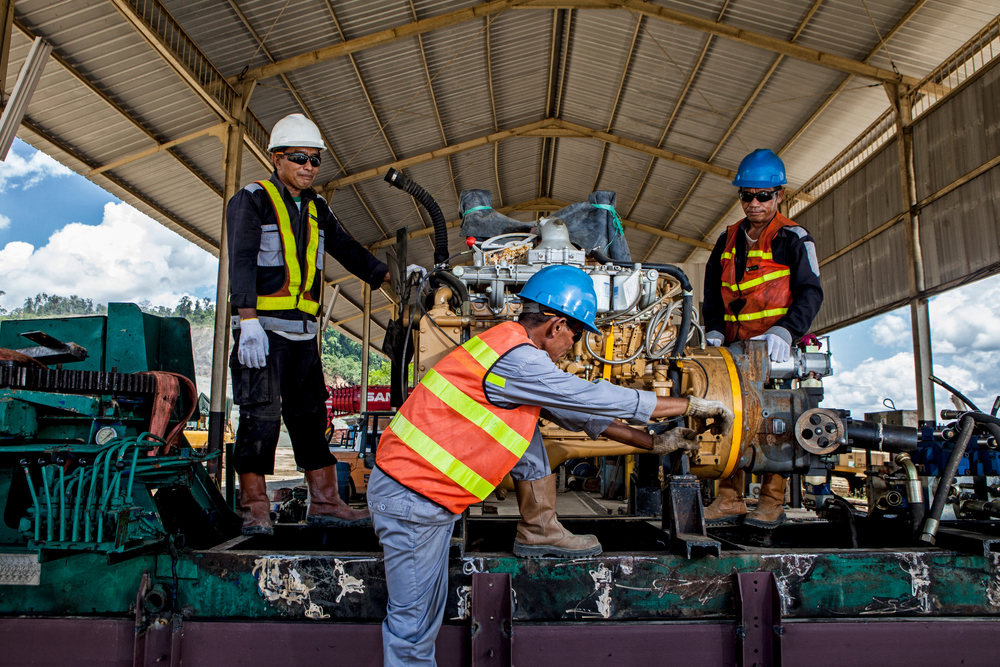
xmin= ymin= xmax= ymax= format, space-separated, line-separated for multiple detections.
xmin=2 ymin=306 xmax=1000 ymax=667
xmin=0 ymin=303 xmax=237 ymax=564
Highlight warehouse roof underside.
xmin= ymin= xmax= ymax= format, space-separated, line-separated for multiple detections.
xmin=5 ymin=0 xmax=999 ymax=349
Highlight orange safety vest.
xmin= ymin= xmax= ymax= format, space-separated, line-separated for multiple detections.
xmin=255 ymin=180 xmax=321 ymax=316
xmin=376 ymin=322 xmax=541 ymax=514
xmin=720 ymin=213 xmax=795 ymax=342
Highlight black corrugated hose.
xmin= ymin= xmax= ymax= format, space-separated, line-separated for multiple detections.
xmin=384 ymin=168 xmax=449 ymax=265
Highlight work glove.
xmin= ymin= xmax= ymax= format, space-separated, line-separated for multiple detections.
xmin=685 ymin=397 xmax=735 ymax=437
xmin=706 ymin=331 xmax=725 ymax=347
xmin=406 ymin=264 xmax=427 ymax=283
xmin=751 ymin=327 xmax=791 ymax=363
xmin=651 ymin=427 xmax=700 ymax=456
xmin=237 ymin=318 xmax=269 ymax=369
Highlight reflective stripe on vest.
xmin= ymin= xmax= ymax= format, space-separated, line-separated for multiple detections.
xmin=255 ymin=180 xmax=321 ymax=315
xmin=720 ymin=214 xmax=796 ymax=340
xmin=376 ymin=322 xmax=540 ymax=513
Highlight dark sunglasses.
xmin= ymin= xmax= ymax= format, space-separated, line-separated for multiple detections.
xmin=278 ymin=152 xmax=321 ymax=168
xmin=567 ymin=320 xmax=585 ymax=343
xmin=738 ymin=189 xmax=780 ymax=203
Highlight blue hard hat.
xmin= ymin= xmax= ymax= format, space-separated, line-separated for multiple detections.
xmin=732 ymin=149 xmax=787 ymax=188
xmin=520 ymin=265 xmax=600 ymax=334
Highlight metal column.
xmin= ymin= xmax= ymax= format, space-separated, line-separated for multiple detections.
xmin=208 ymin=81 xmax=253 ymax=501
xmin=890 ymin=83 xmax=935 ymax=422
xmin=0 ymin=0 xmax=14 ymax=102
xmin=360 ymin=283 xmax=371 ymax=413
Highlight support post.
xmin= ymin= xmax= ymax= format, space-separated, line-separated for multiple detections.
xmin=0 ymin=0 xmax=14 ymax=102
xmin=360 ymin=283 xmax=371 ymax=414
xmin=209 ymin=81 xmax=253 ymax=499
xmin=889 ymin=83 xmax=935 ymax=422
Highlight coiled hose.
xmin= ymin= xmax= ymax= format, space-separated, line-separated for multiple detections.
xmin=385 ymin=168 xmax=449 ymax=265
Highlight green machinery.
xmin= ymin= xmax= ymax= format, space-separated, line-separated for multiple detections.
xmin=0 ymin=303 xmax=237 ymax=560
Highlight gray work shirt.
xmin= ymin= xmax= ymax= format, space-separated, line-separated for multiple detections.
xmin=368 ymin=338 xmax=658 ymax=523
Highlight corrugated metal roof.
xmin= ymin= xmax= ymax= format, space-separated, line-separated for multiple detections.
xmin=7 ymin=0 xmax=1000 ymax=346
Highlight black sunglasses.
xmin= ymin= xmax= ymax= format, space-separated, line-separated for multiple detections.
xmin=566 ymin=320 xmax=585 ymax=343
xmin=278 ymin=152 xmax=321 ymax=168
xmin=738 ymin=189 xmax=781 ymax=203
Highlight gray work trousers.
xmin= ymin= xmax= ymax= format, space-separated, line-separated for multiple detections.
xmin=370 ymin=432 xmax=549 ymax=666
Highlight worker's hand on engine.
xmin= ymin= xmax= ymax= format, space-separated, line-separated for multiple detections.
xmin=651 ymin=427 xmax=700 ymax=455
xmin=238 ymin=318 xmax=269 ymax=369
xmin=751 ymin=332 xmax=791 ymax=363
xmin=706 ymin=331 xmax=725 ymax=347
xmin=685 ymin=397 xmax=735 ymax=436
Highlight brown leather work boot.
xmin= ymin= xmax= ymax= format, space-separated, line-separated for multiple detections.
xmin=704 ymin=470 xmax=747 ymax=527
xmin=745 ymin=473 xmax=787 ymax=528
xmin=513 ymin=474 xmax=602 ymax=558
xmin=305 ymin=466 xmax=371 ymax=527
xmin=239 ymin=473 xmax=274 ymax=536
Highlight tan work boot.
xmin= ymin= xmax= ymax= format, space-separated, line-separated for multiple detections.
xmin=305 ymin=466 xmax=371 ymax=527
xmin=704 ymin=470 xmax=747 ymax=527
xmin=513 ymin=474 xmax=602 ymax=558
xmin=239 ymin=473 xmax=274 ymax=536
xmin=745 ymin=473 xmax=787 ymax=528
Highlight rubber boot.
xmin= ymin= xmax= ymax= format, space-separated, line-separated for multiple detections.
xmin=305 ymin=466 xmax=371 ymax=527
xmin=704 ymin=470 xmax=747 ymax=527
xmin=239 ymin=473 xmax=274 ymax=536
xmin=745 ymin=473 xmax=787 ymax=528
xmin=513 ymin=474 xmax=602 ymax=558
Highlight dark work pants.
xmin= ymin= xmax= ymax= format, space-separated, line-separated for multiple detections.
xmin=229 ymin=329 xmax=337 ymax=475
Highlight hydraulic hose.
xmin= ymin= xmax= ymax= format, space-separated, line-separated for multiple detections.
xmin=920 ymin=414 xmax=975 ymax=544
xmin=588 ymin=249 xmax=693 ymax=364
xmin=385 ymin=168 xmax=449 ymax=265
xmin=894 ymin=452 xmax=925 ymax=535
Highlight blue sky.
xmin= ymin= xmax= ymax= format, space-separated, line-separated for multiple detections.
xmin=1 ymin=137 xmax=997 ymax=419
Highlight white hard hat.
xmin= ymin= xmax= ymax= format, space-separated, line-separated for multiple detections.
xmin=268 ymin=113 xmax=325 ymax=152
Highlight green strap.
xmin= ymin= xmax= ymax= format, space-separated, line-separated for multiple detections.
xmin=592 ymin=203 xmax=625 ymax=237
xmin=421 ymin=369 xmax=531 ymax=459
xmin=462 ymin=205 xmax=492 ymax=216
xmin=387 ymin=412 xmax=495 ymax=501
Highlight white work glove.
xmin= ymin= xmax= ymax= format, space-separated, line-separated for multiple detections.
xmin=237 ymin=318 xmax=269 ymax=369
xmin=651 ymin=427 xmax=700 ymax=456
xmin=406 ymin=264 xmax=427 ymax=283
xmin=685 ymin=397 xmax=735 ymax=437
xmin=751 ymin=327 xmax=792 ymax=363
xmin=706 ymin=331 xmax=725 ymax=347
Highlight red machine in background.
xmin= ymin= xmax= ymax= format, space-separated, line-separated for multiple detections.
xmin=325 ymin=385 xmax=395 ymax=418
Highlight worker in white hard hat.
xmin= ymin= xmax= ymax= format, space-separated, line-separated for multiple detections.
xmin=226 ymin=113 xmax=390 ymax=536
xmin=702 ymin=148 xmax=824 ymax=529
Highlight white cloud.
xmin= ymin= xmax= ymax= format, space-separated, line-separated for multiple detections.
xmin=929 ymin=281 xmax=1000 ymax=354
xmin=0 ymin=145 xmax=73 ymax=192
xmin=0 ymin=202 xmax=217 ymax=310
xmin=821 ymin=352 xmax=987 ymax=417
xmin=870 ymin=313 xmax=910 ymax=348
xmin=0 ymin=213 xmax=10 ymax=230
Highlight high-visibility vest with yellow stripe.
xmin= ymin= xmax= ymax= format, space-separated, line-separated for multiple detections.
xmin=720 ymin=213 xmax=796 ymax=342
xmin=376 ymin=322 xmax=540 ymax=514
xmin=254 ymin=180 xmax=321 ymax=316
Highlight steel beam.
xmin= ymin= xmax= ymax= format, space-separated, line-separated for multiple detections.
xmin=321 ymin=119 xmax=735 ymax=193
xmin=232 ymin=0 xmax=529 ymax=84
xmin=88 ymin=123 xmax=227 ymax=176
xmin=209 ymin=81 xmax=251 ymax=493
xmin=107 ymin=0 xmax=270 ymax=169
xmin=360 ymin=284 xmax=372 ymax=413
xmin=0 ymin=0 xmax=14 ymax=101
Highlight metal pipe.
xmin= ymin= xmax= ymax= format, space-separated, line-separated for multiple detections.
xmin=58 ymin=464 xmax=66 ymax=542
xmin=361 ymin=283 xmax=371 ymax=413
xmin=71 ymin=466 xmax=86 ymax=543
xmin=921 ymin=415 xmax=974 ymax=544
xmin=20 ymin=461 xmax=41 ymax=542
xmin=41 ymin=464 xmax=53 ymax=542
xmin=894 ymin=452 xmax=925 ymax=534
xmin=846 ymin=420 xmax=919 ymax=452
